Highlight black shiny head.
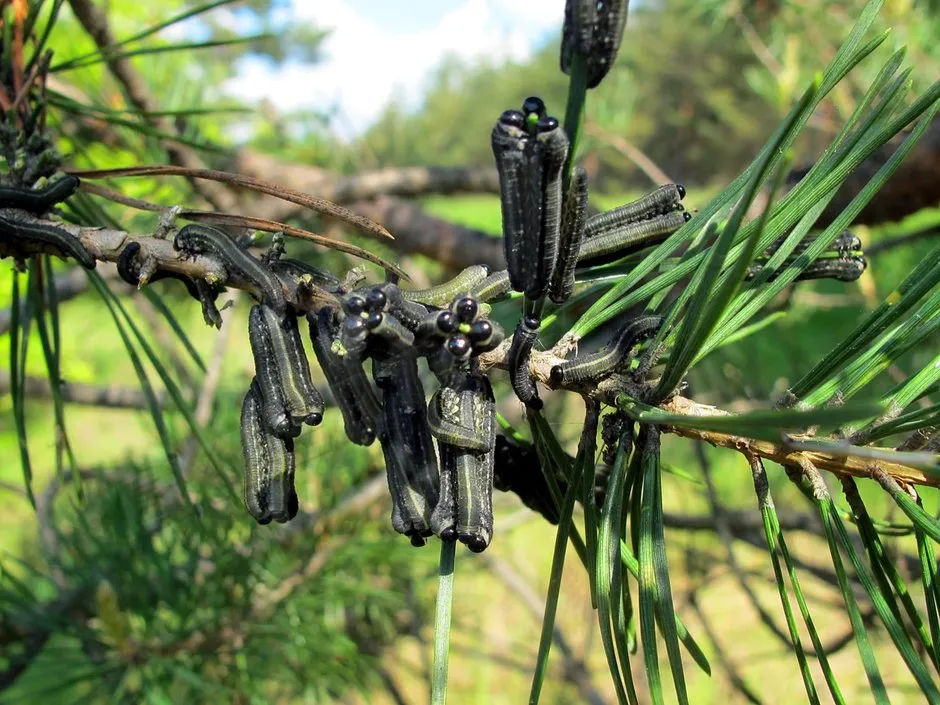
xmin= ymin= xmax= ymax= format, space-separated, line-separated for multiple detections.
xmin=446 ymin=334 xmax=472 ymax=359
xmin=549 ymin=365 xmax=565 ymax=386
xmin=365 ymin=311 xmax=384 ymax=329
xmin=683 ymin=211 xmax=692 ymax=222
xmin=453 ymin=296 xmax=479 ymax=323
xmin=436 ymin=310 xmax=458 ymax=334
xmin=465 ymin=534 xmax=488 ymax=553
xmin=409 ymin=533 xmax=427 ymax=548
xmin=345 ymin=295 xmax=366 ymax=316
xmin=537 ymin=116 xmax=559 ymax=132
xmin=676 ymin=184 xmax=686 ymax=199
xmin=523 ymin=314 xmax=540 ymax=330
xmin=344 ymin=316 xmax=366 ymax=335
xmin=499 ymin=109 xmax=526 ymax=128
xmin=366 ymin=288 xmax=387 ymax=311
xmin=522 ymin=96 xmax=546 ymax=118
xmin=468 ymin=320 xmax=493 ymax=344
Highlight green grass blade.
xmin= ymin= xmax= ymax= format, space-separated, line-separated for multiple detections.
xmin=140 ymin=288 xmax=207 ymax=373
xmin=915 ymin=527 xmax=940 ymax=668
xmin=29 ymin=259 xmax=79 ymax=489
xmin=25 ymin=0 xmax=65 ymax=73
xmin=619 ymin=541 xmax=711 ymax=675
xmin=638 ymin=427 xmax=664 ymax=705
xmin=826 ymin=497 xmax=940 ymax=700
xmin=53 ymin=0 xmax=241 ymax=68
xmin=618 ymin=396 xmax=881 ymax=441
xmin=528 ymin=407 xmax=596 ymax=704
xmin=8 ymin=270 xmax=35 ymax=508
xmin=92 ymin=275 xmax=237 ymax=500
xmin=790 ymin=243 xmax=940 ymax=399
xmin=842 ymin=478 xmax=936 ymax=668
xmin=52 ymin=35 xmax=274 ymax=72
xmin=816 ymin=494 xmax=889 ymax=704
xmin=432 ymin=539 xmax=457 ymax=705
xmin=877 ymin=472 xmax=940 ymax=544
xmin=645 ymin=428 xmax=688 ymax=703
xmin=529 ymin=411 xmax=590 ymax=571
xmin=87 ymin=271 xmax=195 ymax=512
xmin=596 ymin=423 xmax=638 ymax=705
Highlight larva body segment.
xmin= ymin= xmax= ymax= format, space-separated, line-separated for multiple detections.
xmin=530 ymin=120 xmax=569 ymax=299
xmin=431 ymin=371 xmax=497 ymax=552
xmin=308 ymin=308 xmax=381 ymax=446
xmin=549 ymin=166 xmax=589 ymax=303
xmin=174 ymin=223 xmax=286 ymax=313
xmin=403 ymin=265 xmax=490 ymax=306
xmin=373 ymin=350 xmax=440 ymax=546
xmin=270 ymin=258 xmax=343 ymax=292
xmin=257 ymin=304 xmax=324 ymax=428
xmin=0 ymin=175 xmax=80 ymax=214
xmin=577 ymin=209 xmax=690 ymax=263
xmin=247 ymin=305 xmax=299 ymax=438
xmin=508 ymin=315 xmax=542 ymax=409
xmin=471 ymin=269 xmax=511 ymax=302
xmin=550 ymin=314 xmax=663 ymax=386
xmin=492 ymin=112 xmax=529 ymax=292
xmin=0 ymin=212 xmax=97 ymax=269
xmin=747 ymin=255 xmax=868 ymax=283
xmin=240 ymin=380 xmax=298 ymax=525
xmin=428 ymin=388 xmax=490 ymax=452
xmin=584 ymin=184 xmax=686 ymax=239
xmin=560 ymin=0 xmax=630 ymax=88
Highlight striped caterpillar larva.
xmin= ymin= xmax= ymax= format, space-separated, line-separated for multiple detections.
xmin=470 ymin=269 xmax=511 ymax=302
xmin=548 ymin=166 xmax=589 ymax=304
xmin=174 ymin=223 xmax=286 ymax=313
xmin=403 ymin=265 xmax=489 ymax=306
xmin=747 ymin=255 xmax=867 ymax=283
xmin=241 ymin=380 xmax=298 ymax=525
xmin=256 ymin=304 xmax=324 ymax=428
xmin=759 ymin=229 xmax=862 ymax=261
xmin=373 ymin=350 xmax=440 ymax=546
xmin=307 ymin=307 xmax=381 ymax=446
xmin=550 ymin=315 xmax=662 ymax=387
xmin=492 ymin=110 xmax=530 ymax=293
xmin=431 ymin=370 xmax=497 ymax=552
xmin=529 ymin=117 xmax=569 ymax=299
xmin=247 ymin=306 xmax=300 ymax=438
xmin=584 ymin=184 xmax=686 ymax=240
xmin=560 ymin=0 xmax=629 ymax=88
xmin=508 ymin=315 xmax=542 ymax=409
xmin=0 ymin=211 xmax=97 ymax=269
xmin=428 ymin=388 xmax=490 ymax=452
xmin=577 ymin=209 xmax=690 ymax=264
xmin=0 ymin=175 xmax=80 ymax=214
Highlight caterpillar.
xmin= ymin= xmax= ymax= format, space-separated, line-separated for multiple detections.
xmin=577 ymin=210 xmax=690 ymax=264
xmin=174 ymin=223 xmax=286 ymax=313
xmin=492 ymin=110 xmax=530 ymax=293
xmin=746 ymin=255 xmax=867 ymax=283
xmin=508 ymin=315 xmax=542 ymax=409
xmin=430 ymin=370 xmax=497 ymax=552
xmin=584 ymin=184 xmax=686 ymax=239
xmin=0 ymin=176 xmax=80 ymax=214
xmin=307 ymin=307 xmax=381 ymax=446
xmin=240 ymin=380 xmax=298 ymax=525
xmin=470 ymin=269 xmax=511 ymax=302
xmin=402 ymin=265 xmax=489 ymax=306
xmin=247 ymin=306 xmax=301 ymax=438
xmin=550 ymin=315 xmax=662 ymax=386
xmin=548 ymin=166 xmax=589 ymax=304
xmin=0 ymin=211 xmax=96 ymax=269
xmin=373 ymin=350 xmax=440 ymax=546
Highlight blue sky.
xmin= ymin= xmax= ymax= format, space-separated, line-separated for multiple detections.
xmin=222 ymin=0 xmax=562 ymax=139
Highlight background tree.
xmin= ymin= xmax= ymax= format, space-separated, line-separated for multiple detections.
xmin=1 ymin=1 xmax=939 ymax=703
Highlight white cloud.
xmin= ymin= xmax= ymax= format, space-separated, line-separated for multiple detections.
xmin=222 ymin=0 xmax=547 ymax=139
